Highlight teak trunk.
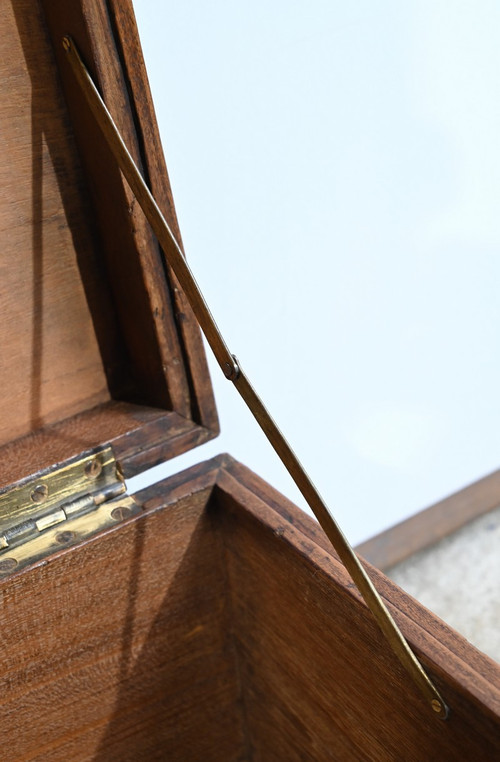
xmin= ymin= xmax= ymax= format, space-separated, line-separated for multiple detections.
xmin=0 ymin=1 xmax=499 ymax=760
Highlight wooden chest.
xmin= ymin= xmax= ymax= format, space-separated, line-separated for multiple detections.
xmin=1 ymin=1 xmax=499 ymax=759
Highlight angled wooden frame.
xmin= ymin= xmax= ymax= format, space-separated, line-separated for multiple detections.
xmin=356 ymin=469 xmax=500 ymax=571
xmin=0 ymin=0 xmax=218 ymax=490
xmin=1 ymin=456 xmax=499 ymax=759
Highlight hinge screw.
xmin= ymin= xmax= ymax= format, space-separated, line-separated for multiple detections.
xmin=111 ymin=506 xmax=132 ymax=522
xmin=31 ymin=484 xmax=48 ymax=503
xmin=85 ymin=458 xmax=102 ymax=479
xmin=56 ymin=530 xmax=76 ymax=545
xmin=0 ymin=558 xmax=17 ymax=573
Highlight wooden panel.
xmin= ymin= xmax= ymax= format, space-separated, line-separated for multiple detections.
xmin=0 ymin=0 xmax=218 ymax=483
xmin=0 ymin=460 xmax=245 ymax=761
xmin=106 ymin=0 xmax=219 ymax=432
xmin=37 ymin=0 xmax=187 ymax=414
xmin=215 ymin=460 xmax=500 ymax=761
xmin=0 ymin=0 xmax=111 ymax=446
xmin=0 ymin=403 xmax=214 ymax=491
xmin=40 ymin=0 xmax=218 ymax=431
xmin=1 ymin=454 xmax=499 ymax=759
xmin=356 ymin=468 xmax=500 ymax=570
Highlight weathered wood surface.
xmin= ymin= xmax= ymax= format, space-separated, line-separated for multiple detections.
xmin=0 ymin=459 xmax=244 ymax=761
xmin=40 ymin=0 xmax=218 ymax=432
xmin=39 ymin=0 xmax=189 ymax=415
xmin=0 ymin=0 xmax=111 ymax=447
xmin=0 ymin=0 xmax=218 ymax=487
xmin=108 ymin=0 xmax=219 ymax=432
xmin=216 ymin=459 xmax=500 ymax=761
xmin=356 ymin=468 xmax=500 ymax=570
xmin=1 ymin=455 xmax=498 ymax=760
xmin=0 ymin=404 xmax=213 ymax=492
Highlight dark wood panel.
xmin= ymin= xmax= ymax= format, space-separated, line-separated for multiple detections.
xmin=0 ymin=0 xmax=113 ymax=446
xmin=0 ymin=463 xmax=245 ymax=761
xmin=39 ymin=0 xmax=218 ymax=434
xmin=356 ymin=468 xmax=500 ymax=570
xmin=39 ymin=0 xmax=189 ymax=414
xmin=107 ymin=0 xmax=219 ymax=433
xmin=215 ymin=459 xmax=500 ymax=761
xmin=0 ymin=0 xmax=218 ymax=486
xmin=1 ymin=454 xmax=499 ymax=759
xmin=0 ymin=402 xmax=216 ymax=491
xmin=222 ymin=460 xmax=500 ymax=695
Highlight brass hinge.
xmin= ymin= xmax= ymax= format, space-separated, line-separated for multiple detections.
xmin=0 ymin=446 xmax=139 ymax=577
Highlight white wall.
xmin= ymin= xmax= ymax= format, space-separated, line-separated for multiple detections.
xmin=129 ymin=1 xmax=500 ymax=546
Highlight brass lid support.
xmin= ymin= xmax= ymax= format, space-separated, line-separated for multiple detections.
xmin=62 ymin=35 xmax=448 ymax=720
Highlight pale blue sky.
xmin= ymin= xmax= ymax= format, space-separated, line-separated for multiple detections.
xmin=130 ymin=1 xmax=500 ymax=545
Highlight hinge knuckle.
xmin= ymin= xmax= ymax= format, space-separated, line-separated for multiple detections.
xmin=3 ymin=519 xmax=36 ymax=547
xmin=63 ymin=495 xmax=96 ymax=520
xmin=0 ymin=446 xmax=139 ymax=575
xmin=36 ymin=509 xmax=66 ymax=533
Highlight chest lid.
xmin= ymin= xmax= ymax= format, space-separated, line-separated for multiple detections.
xmin=0 ymin=0 xmax=218 ymax=493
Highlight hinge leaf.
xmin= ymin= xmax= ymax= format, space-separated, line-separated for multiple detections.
xmin=0 ymin=446 xmax=139 ymax=576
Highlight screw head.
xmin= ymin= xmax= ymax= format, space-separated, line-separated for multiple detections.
xmin=0 ymin=558 xmax=18 ymax=574
xmin=111 ymin=506 xmax=132 ymax=522
xmin=55 ymin=530 xmax=77 ymax=545
xmin=431 ymin=699 xmax=442 ymax=714
xmin=62 ymin=36 xmax=71 ymax=51
xmin=31 ymin=484 xmax=48 ymax=503
xmin=85 ymin=459 xmax=102 ymax=479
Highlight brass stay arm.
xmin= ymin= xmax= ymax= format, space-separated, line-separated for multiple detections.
xmin=62 ymin=36 xmax=448 ymax=720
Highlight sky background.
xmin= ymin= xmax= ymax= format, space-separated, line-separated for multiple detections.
xmin=129 ymin=1 xmax=500 ymax=546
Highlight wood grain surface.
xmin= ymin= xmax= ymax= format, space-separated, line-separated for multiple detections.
xmin=108 ymin=0 xmax=219 ymax=433
xmin=0 ymin=0 xmax=218 ymax=486
xmin=1 ymin=455 xmax=498 ymax=760
xmin=0 ymin=460 xmax=244 ymax=761
xmin=40 ymin=0 xmax=218 ymax=430
xmin=0 ymin=403 xmax=212 ymax=492
xmin=0 ymin=0 xmax=111 ymax=447
xmin=214 ymin=459 xmax=500 ymax=761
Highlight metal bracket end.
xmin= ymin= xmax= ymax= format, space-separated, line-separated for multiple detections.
xmin=223 ymin=355 xmax=240 ymax=380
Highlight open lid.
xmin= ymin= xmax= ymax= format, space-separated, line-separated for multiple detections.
xmin=0 ymin=0 xmax=218 ymax=490
xmin=0 ymin=3 xmax=456 ymax=717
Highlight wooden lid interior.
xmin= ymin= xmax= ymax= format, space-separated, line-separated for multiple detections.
xmin=0 ymin=0 xmax=218 ymax=489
